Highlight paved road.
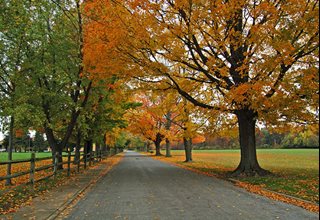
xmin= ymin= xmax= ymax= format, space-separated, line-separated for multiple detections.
xmin=66 ymin=151 xmax=318 ymax=220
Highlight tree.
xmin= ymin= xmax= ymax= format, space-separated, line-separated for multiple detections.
xmin=170 ymin=97 xmax=208 ymax=162
xmin=77 ymin=77 xmax=134 ymax=159
xmin=33 ymin=131 xmax=48 ymax=152
xmin=126 ymin=95 xmax=166 ymax=156
xmin=18 ymin=0 xmax=93 ymax=169
xmin=0 ymin=0 xmax=35 ymax=184
xmin=84 ymin=0 xmax=319 ymax=176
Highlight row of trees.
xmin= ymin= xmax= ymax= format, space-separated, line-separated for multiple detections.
xmin=0 ymin=131 xmax=48 ymax=152
xmin=84 ymin=0 xmax=319 ymax=176
xmin=191 ymin=126 xmax=319 ymax=149
xmin=0 ymin=0 xmax=136 ymax=182
xmin=0 ymin=0 xmax=318 ymax=177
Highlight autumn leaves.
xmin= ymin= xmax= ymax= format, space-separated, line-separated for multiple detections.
xmin=0 ymin=0 xmax=318 ymax=177
xmin=82 ymin=0 xmax=319 ymax=175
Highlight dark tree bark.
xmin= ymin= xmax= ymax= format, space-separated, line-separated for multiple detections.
xmin=165 ymin=111 xmax=172 ymax=157
xmin=165 ymin=138 xmax=171 ymax=157
xmin=45 ymin=126 xmax=64 ymax=170
xmin=5 ymin=116 xmax=14 ymax=186
xmin=183 ymin=137 xmax=193 ymax=162
xmin=102 ymin=135 xmax=108 ymax=155
xmin=74 ymin=129 xmax=81 ymax=164
xmin=95 ymin=142 xmax=101 ymax=160
xmin=232 ymin=109 xmax=271 ymax=176
xmin=84 ymin=139 xmax=93 ymax=159
xmin=154 ymin=132 xmax=163 ymax=156
xmin=42 ymin=81 xmax=92 ymax=170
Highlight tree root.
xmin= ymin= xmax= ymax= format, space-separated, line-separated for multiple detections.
xmin=230 ymin=166 xmax=272 ymax=177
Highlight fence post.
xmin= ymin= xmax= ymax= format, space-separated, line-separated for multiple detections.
xmin=30 ymin=152 xmax=35 ymax=185
xmin=54 ymin=152 xmax=59 ymax=178
xmin=5 ymin=161 xmax=12 ymax=186
xmin=84 ymin=152 xmax=87 ymax=169
xmin=67 ymin=150 xmax=71 ymax=177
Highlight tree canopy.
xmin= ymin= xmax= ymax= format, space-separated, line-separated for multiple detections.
xmin=83 ymin=0 xmax=319 ymax=175
xmin=0 ymin=0 xmax=318 ymax=177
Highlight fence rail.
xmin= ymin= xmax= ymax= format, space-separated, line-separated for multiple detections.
xmin=0 ymin=150 xmax=109 ymax=191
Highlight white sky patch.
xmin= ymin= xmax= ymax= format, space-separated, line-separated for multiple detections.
xmin=0 ymin=132 xmax=4 ymax=142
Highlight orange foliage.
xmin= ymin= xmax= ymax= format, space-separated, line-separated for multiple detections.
xmin=192 ymin=135 xmax=205 ymax=145
xmin=83 ymin=0 xmax=319 ymax=127
xmin=15 ymin=129 xmax=24 ymax=138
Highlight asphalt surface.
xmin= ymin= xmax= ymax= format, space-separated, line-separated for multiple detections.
xmin=65 ymin=151 xmax=318 ymax=220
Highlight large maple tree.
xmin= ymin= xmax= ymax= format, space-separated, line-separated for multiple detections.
xmin=84 ymin=0 xmax=319 ymax=176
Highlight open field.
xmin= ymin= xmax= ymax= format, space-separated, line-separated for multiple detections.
xmin=157 ymin=149 xmax=319 ymax=204
xmin=0 ymin=152 xmax=52 ymax=161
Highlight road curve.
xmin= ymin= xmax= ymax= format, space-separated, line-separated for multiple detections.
xmin=65 ymin=151 xmax=318 ymax=220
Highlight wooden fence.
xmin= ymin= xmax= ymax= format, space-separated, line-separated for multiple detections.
xmin=0 ymin=150 xmax=109 ymax=194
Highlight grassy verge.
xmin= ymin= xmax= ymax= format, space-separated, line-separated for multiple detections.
xmin=152 ymin=149 xmax=319 ymax=204
xmin=0 ymin=154 xmax=123 ymax=214
xmin=0 ymin=152 xmax=67 ymax=161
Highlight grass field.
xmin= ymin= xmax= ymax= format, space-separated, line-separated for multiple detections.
xmin=0 ymin=152 xmax=53 ymax=161
xmin=158 ymin=149 xmax=319 ymax=203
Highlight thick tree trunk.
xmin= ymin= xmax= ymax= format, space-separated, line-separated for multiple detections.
xmin=51 ymin=144 xmax=63 ymax=170
xmin=95 ymin=143 xmax=100 ymax=161
xmin=183 ymin=137 xmax=193 ymax=162
xmin=84 ymin=139 xmax=93 ymax=160
xmin=102 ymin=135 xmax=108 ymax=155
xmin=165 ymin=111 xmax=172 ymax=157
xmin=6 ymin=116 xmax=14 ymax=186
xmin=165 ymin=138 xmax=171 ymax=157
xmin=154 ymin=141 xmax=161 ymax=156
xmin=154 ymin=132 xmax=163 ymax=156
xmin=45 ymin=126 xmax=63 ymax=170
xmin=74 ymin=130 xmax=81 ymax=164
xmin=232 ymin=109 xmax=271 ymax=176
xmin=50 ymin=145 xmax=63 ymax=170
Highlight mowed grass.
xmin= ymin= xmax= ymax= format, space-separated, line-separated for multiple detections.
xmin=159 ymin=149 xmax=319 ymax=203
xmin=0 ymin=152 xmax=56 ymax=161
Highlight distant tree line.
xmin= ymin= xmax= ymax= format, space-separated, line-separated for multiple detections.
xmin=0 ymin=131 xmax=48 ymax=152
xmin=171 ymin=127 xmax=319 ymax=150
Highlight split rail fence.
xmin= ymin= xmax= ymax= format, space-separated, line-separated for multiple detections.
xmin=0 ymin=150 xmax=109 ymax=194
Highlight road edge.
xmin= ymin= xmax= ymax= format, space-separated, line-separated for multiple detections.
xmin=46 ymin=154 xmax=124 ymax=220
xmin=145 ymin=153 xmax=319 ymax=213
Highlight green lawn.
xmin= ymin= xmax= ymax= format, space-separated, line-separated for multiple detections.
xmin=0 ymin=152 xmax=53 ymax=161
xmin=160 ymin=149 xmax=319 ymax=203
xmin=166 ymin=149 xmax=319 ymax=170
